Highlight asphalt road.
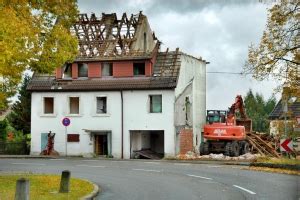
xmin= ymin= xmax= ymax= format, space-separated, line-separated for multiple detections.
xmin=0 ymin=158 xmax=299 ymax=200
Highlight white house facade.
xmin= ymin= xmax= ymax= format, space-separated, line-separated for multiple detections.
xmin=28 ymin=12 xmax=207 ymax=158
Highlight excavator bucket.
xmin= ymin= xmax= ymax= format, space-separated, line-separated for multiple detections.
xmin=236 ymin=119 xmax=252 ymax=133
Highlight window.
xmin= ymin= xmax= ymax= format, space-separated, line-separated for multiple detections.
xmin=102 ymin=63 xmax=113 ymax=76
xmin=96 ymin=97 xmax=107 ymax=114
xmin=63 ymin=63 xmax=72 ymax=78
xmin=67 ymin=134 xmax=80 ymax=142
xmin=78 ymin=63 xmax=88 ymax=77
xmin=133 ymin=62 xmax=145 ymax=76
xmin=44 ymin=97 xmax=54 ymax=114
xmin=69 ymin=97 xmax=79 ymax=114
xmin=149 ymin=95 xmax=162 ymax=113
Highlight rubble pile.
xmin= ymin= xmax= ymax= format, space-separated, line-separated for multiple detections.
xmin=246 ymin=132 xmax=280 ymax=158
xmin=177 ymin=151 xmax=260 ymax=161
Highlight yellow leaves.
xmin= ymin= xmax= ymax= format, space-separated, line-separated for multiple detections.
xmin=0 ymin=0 xmax=79 ymax=107
xmin=245 ymin=0 xmax=299 ymax=97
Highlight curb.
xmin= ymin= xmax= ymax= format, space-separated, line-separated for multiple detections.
xmin=0 ymin=155 xmax=252 ymax=166
xmin=80 ymin=180 xmax=101 ymax=200
xmin=250 ymin=162 xmax=300 ymax=171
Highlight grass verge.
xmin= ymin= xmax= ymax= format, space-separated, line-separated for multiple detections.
xmin=0 ymin=174 xmax=94 ymax=200
xmin=255 ymin=157 xmax=300 ymax=165
xmin=248 ymin=166 xmax=300 ymax=176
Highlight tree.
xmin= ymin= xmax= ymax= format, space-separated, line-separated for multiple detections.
xmin=244 ymin=89 xmax=277 ymax=132
xmin=7 ymin=75 xmax=31 ymax=134
xmin=0 ymin=1 xmax=79 ymax=109
xmin=245 ymin=0 xmax=299 ymax=97
xmin=0 ymin=119 xmax=8 ymax=141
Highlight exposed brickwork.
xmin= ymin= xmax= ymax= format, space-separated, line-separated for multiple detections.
xmin=113 ymin=61 xmax=133 ymax=77
xmin=72 ymin=63 xmax=78 ymax=79
xmin=179 ymin=129 xmax=193 ymax=155
xmin=88 ymin=62 xmax=101 ymax=78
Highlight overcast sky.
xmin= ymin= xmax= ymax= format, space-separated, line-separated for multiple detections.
xmin=78 ymin=0 xmax=279 ymax=110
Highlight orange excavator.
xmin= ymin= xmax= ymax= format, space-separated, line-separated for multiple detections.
xmin=201 ymin=95 xmax=252 ymax=156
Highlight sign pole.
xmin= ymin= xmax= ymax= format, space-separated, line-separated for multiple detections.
xmin=62 ymin=117 xmax=71 ymax=157
xmin=65 ymin=126 xmax=67 ymax=156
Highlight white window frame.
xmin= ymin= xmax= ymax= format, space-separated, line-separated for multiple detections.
xmin=93 ymin=95 xmax=110 ymax=117
xmin=40 ymin=96 xmax=56 ymax=117
xmin=148 ymin=94 xmax=162 ymax=114
xmin=66 ymin=95 xmax=82 ymax=116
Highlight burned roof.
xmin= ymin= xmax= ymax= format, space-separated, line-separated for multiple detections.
xmin=72 ymin=12 xmax=158 ymax=60
xmin=27 ymin=12 xmax=183 ymax=92
xmin=269 ymin=98 xmax=300 ymax=119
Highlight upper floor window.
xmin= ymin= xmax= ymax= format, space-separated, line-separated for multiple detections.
xmin=44 ymin=97 xmax=54 ymax=114
xmin=133 ymin=62 xmax=145 ymax=76
xmin=102 ymin=63 xmax=113 ymax=76
xmin=149 ymin=95 xmax=162 ymax=113
xmin=69 ymin=97 xmax=79 ymax=114
xmin=63 ymin=63 xmax=72 ymax=78
xmin=96 ymin=97 xmax=107 ymax=114
xmin=78 ymin=63 xmax=88 ymax=77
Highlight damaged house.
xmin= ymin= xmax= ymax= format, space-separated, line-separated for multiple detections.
xmin=27 ymin=12 xmax=207 ymax=159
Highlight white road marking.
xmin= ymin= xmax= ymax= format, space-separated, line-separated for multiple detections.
xmin=132 ymin=168 xmax=161 ymax=173
xmin=144 ymin=162 xmax=160 ymax=164
xmin=186 ymin=174 xmax=213 ymax=180
xmin=174 ymin=163 xmax=191 ymax=166
xmin=233 ymin=185 xmax=256 ymax=195
xmin=76 ymin=164 xmax=105 ymax=168
xmin=81 ymin=160 xmax=99 ymax=162
xmin=12 ymin=163 xmax=46 ymax=166
xmin=207 ymin=165 xmax=222 ymax=168
xmin=49 ymin=159 xmax=65 ymax=161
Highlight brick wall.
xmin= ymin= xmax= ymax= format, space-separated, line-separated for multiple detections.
xmin=179 ymin=129 xmax=193 ymax=155
xmin=113 ymin=61 xmax=133 ymax=77
xmin=88 ymin=62 xmax=101 ymax=78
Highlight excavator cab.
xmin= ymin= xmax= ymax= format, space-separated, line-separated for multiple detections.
xmin=206 ymin=110 xmax=227 ymax=124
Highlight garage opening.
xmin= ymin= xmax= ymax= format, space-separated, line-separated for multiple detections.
xmin=130 ymin=130 xmax=164 ymax=159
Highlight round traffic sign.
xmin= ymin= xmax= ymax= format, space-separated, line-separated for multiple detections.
xmin=62 ymin=117 xmax=71 ymax=126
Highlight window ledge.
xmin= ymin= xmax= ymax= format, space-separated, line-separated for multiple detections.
xmin=65 ymin=114 xmax=82 ymax=117
xmin=93 ymin=113 xmax=110 ymax=117
xmin=40 ymin=114 xmax=57 ymax=117
xmin=148 ymin=112 xmax=163 ymax=114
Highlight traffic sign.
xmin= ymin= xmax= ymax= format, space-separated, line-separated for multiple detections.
xmin=62 ymin=117 xmax=71 ymax=126
xmin=280 ymin=138 xmax=293 ymax=152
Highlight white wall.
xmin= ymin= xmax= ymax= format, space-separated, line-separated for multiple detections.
xmin=175 ymin=54 xmax=206 ymax=152
xmin=31 ymin=89 xmax=175 ymax=158
xmin=123 ymin=90 xmax=175 ymax=158
xmin=31 ymin=91 xmax=122 ymax=157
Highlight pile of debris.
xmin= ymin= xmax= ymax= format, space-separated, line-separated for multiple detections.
xmin=246 ymin=132 xmax=280 ymax=158
xmin=177 ymin=151 xmax=260 ymax=161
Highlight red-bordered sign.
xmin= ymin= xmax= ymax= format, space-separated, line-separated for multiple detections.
xmin=62 ymin=117 xmax=71 ymax=126
xmin=280 ymin=138 xmax=293 ymax=152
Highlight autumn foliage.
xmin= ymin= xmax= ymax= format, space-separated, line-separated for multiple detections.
xmin=0 ymin=0 xmax=79 ymax=109
xmin=245 ymin=0 xmax=299 ymax=97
